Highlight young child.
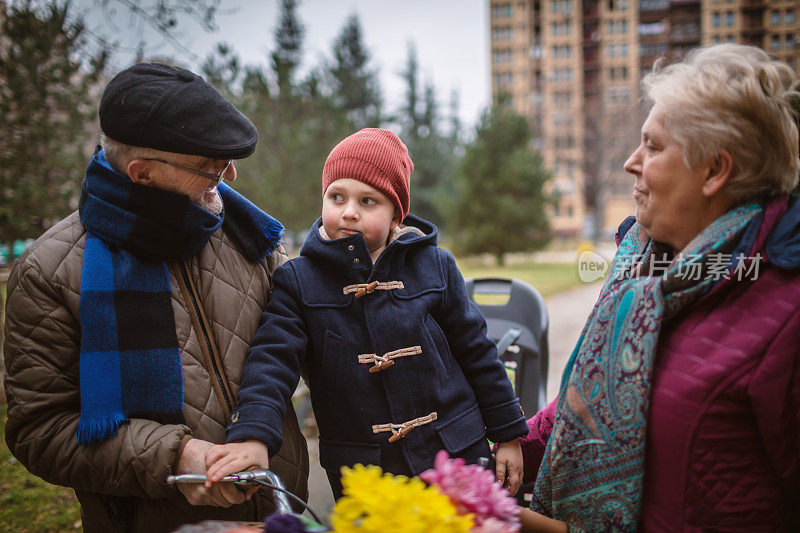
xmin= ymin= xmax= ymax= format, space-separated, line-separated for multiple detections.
xmin=205 ymin=128 xmax=528 ymax=498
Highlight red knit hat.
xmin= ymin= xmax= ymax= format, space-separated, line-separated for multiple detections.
xmin=322 ymin=128 xmax=414 ymax=220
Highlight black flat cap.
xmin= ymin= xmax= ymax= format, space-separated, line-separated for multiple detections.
xmin=99 ymin=63 xmax=258 ymax=159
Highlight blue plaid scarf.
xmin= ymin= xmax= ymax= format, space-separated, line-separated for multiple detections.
xmin=76 ymin=148 xmax=283 ymax=445
xmin=532 ymin=203 xmax=761 ymax=531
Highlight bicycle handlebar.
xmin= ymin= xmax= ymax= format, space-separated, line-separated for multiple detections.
xmin=167 ymin=469 xmax=293 ymax=515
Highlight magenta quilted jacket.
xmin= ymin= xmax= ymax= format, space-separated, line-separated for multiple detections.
xmin=522 ymin=196 xmax=800 ymax=531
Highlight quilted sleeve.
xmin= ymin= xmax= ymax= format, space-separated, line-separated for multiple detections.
xmin=434 ymin=250 xmax=529 ymax=443
xmin=3 ymin=259 xmax=190 ymax=499
xmin=747 ymin=306 xmax=800 ymax=527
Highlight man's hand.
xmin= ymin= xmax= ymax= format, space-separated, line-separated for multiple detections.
xmin=175 ymin=438 xmax=247 ymax=507
xmin=204 ymin=440 xmax=269 ymax=494
xmin=495 ymin=438 xmax=523 ymax=496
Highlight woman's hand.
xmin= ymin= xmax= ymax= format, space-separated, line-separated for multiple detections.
xmin=495 ymin=437 xmax=523 ymax=496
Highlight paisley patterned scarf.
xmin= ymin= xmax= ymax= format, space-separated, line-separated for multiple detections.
xmin=532 ymin=203 xmax=762 ymax=531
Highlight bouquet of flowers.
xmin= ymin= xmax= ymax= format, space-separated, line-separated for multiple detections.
xmin=262 ymin=450 xmax=520 ymax=533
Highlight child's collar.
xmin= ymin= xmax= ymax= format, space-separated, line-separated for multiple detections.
xmin=317 ymin=223 xmax=425 ymax=243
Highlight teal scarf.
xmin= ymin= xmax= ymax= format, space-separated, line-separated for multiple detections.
xmin=532 ymin=204 xmax=761 ymax=531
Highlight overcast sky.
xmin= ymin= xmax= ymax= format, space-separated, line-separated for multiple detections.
xmin=80 ymin=0 xmax=491 ymax=129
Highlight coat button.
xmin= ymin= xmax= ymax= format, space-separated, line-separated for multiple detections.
xmin=231 ymin=412 xmax=239 ymax=423
xmin=348 ymin=244 xmax=355 ymax=251
xmin=354 ymin=258 xmax=360 ymax=264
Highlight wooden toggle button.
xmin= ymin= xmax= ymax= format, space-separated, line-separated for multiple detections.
xmin=388 ymin=425 xmax=413 ymax=443
xmin=355 ymin=281 xmax=379 ymax=298
xmin=368 ymin=359 xmax=395 ymax=373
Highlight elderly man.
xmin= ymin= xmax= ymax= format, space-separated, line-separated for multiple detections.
xmin=3 ymin=63 xmax=308 ymax=532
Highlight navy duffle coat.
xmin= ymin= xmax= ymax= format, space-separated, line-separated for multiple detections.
xmin=227 ymin=215 xmax=528 ymax=484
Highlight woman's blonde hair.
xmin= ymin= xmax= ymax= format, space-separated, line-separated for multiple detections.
xmin=643 ymin=44 xmax=800 ymax=202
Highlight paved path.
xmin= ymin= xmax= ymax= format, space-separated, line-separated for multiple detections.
xmin=303 ymin=280 xmax=603 ymax=521
xmin=544 ymin=281 xmax=602 ymax=401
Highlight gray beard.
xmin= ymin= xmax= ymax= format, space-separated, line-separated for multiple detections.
xmin=197 ymin=191 xmax=223 ymax=215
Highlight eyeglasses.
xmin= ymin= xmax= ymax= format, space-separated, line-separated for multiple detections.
xmin=143 ymin=158 xmax=234 ymax=186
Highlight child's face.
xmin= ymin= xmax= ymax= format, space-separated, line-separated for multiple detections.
xmin=322 ymin=178 xmax=399 ymax=262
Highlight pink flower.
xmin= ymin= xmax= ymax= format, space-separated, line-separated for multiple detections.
xmin=472 ymin=517 xmax=520 ymax=533
xmin=420 ymin=450 xmax=520 ymax=531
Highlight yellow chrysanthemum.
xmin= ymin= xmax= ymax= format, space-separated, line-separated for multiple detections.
xmin=330 ymin=464 xmax=474 ymax=533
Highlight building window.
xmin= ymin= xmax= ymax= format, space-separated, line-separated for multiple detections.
xmin=550 ymin=21 xmax=572 ymax=36
xmin=606 ymin=43 xmax=626 ymax=57
xmin=786 ymin=10 xmax=796 ymax=24
xmin=771 ymin=10 xmax=781 ymax=25
xmin=609 ymin=66 xmax=629 ymax=80
xmin=550 ymin=0 xmax=572 ymax=15
xmin=712 ymin=12 xmax=721 ymax=27
xmin=553 ymin=91 xmax=573 ymax=105
xmin=726 ymin=12 xmax=735 ymax=26
xmin=786 ymin=34 xmax=795 ymax=49
xmin=770 ymin=34 xmax=781 ymax=50
xmin=551 ymin=44 xmax=572 ymax=59
xmin=553 ymin=113 xmax=572 ymax=126
xmin=493 ymin=49 xmax=514 ymax=63
xmin=492 ymin=4 xmax=513 ymax=18
xmin=554 ymin=136 xmax=575 ymax=149
xmin=606 ymin=20 xmax=628 ymax=34
xmin=551 ymin=68 xmax=573 ymax=82
xmin=492 ymin=26 xmax=513 ymax=41
xmin=606 ymin=87 xmax=631 ymax=105
xmin=494 ymin=72 xmax=514 ymax=87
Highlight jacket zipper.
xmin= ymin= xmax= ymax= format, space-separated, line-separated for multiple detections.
xmin=178 ymin=260 xmax=233 ymax=413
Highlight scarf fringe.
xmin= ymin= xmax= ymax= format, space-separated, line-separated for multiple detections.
xmin=260 ymin=215 xmax=284 ymax=258
xmin=77 ymin=414 xmax=128 ymax=446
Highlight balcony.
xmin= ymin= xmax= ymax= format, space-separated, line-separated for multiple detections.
xmin=583 ymin=24 xmax=600 ymax=45
xmin=741 ymin=0 xmax=767 ymax=12
xmin=670 ymin=23 xmax=700 ymax=44
xmin=639 ymin=0 xmax=669 ymax=10
xmin=742 ymin=14 xmax=765 ymax=33
xmin=583 ymin=0 xmax=599 ymax=20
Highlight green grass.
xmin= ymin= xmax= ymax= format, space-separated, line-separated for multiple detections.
xmin=0 ymin=406 xmax=82 ymax=532
xmin=456 ymin=260 xmax=582 ymax=301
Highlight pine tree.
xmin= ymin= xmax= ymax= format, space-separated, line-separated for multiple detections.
xmin=399 ymin=43 xmax=422 ymax=137
xmin=271 ymin=0 xmax=304 ymax=95
xmin=0 ymin=1 xmax=107 ymax=242
xmin=396 ymin=44 xmax=461 ymax=230
xmin=201 ymin=42 xmax=242 ymax=100
xmin=205 ymin=4 xmax=354 ymax=238
xmin=451 ymin=103 xmax=552 ymax=265
xmin=327 ymin=13 xmax=381 ymax=129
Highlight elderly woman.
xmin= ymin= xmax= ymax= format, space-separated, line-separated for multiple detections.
xmin=521 ymin=44 xmax=800 ymax=531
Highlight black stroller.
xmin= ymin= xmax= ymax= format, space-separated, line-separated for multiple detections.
xmin=466 ymin=277 xmax=550 ymax=506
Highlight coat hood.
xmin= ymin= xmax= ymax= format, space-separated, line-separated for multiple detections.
xmin=299 ymin=214 xmax=438 ymax=272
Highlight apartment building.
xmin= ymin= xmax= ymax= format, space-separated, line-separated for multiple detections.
xmin=490 ymin=0 xmax=799 ymax=239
